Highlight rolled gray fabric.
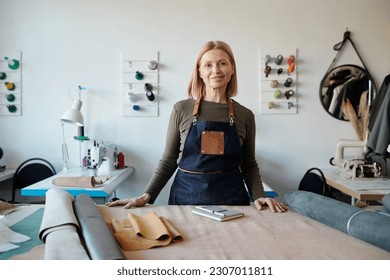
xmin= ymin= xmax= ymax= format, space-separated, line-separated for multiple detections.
xmin=73 ymin=194 xmax=125 ymax=260
xmin=285 ymin=190 xmax=390 ymax=251
xmin=382 ymin=194 xmax=390 ymax=213
xmin=39 ymin=188 xmax=89 ymax=260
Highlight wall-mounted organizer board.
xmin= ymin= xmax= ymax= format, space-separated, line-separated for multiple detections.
xmin=122 ymin=51 xmax=159 ymax=117
xmin=0 ymin=51 xmax=22 ymax=116
xmin=259 ymin=49 xmax=298 ymax=114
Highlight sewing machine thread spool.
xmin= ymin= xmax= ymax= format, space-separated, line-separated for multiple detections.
xmin=118 ymin=152 xmax=125 ymax=169
xmin=270 ymin=80 xmax=279 ymax=88
xmin=284 ymin=77 xmax=293 ymax=87
xmin=5 ymin=82 xmax=15 ymax=91
xmin=147 ymin=60 xmax=158 ymax=70
xmin=264 ymin=66 xmax=271 ymax=77
xmin=4 ymin=56 xmax=20 ymax=70
xmin=288 ymin=63 xmax=295 ymax=75
xmin=288 ymin=55 xmax=295 ymax=65
xmin=135 ymin=71 xmax=144 ymax=80
xmin=265 ymin=54 xmax=271 ymax=64
xmin=6 ymin=94 xmax=15 ymax=102
xmin=285 ymin=90 xmax=294 ymax=99
xmin=275 ymin=55 xmax=283 ymax=65
xmin=274 ymin=89 xmax=282 ymax=99
xmin=7 ymin=104 xmax=17 ymax=113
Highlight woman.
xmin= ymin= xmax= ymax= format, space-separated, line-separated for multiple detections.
xmin=107 ymin=41 xmax=287 ymax=213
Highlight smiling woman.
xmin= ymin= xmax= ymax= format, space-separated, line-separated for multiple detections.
xmin=106 ymin=40 xmax=287 ymax=213
xmin=198 ymin=49 xmax=235 ymax=103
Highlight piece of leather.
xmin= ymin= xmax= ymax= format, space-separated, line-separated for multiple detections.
xmin=73 ymin=194 xmax=125 ymax=260
xmin=112 ymin=212 xmax=183 ymax=251
xmin=52 ymin=176 xmax=109 ymax=188
xmin=201 ymin=131 xmax=224 ymax=155
xmin=38 ymin=188 xmax=89 ymax=260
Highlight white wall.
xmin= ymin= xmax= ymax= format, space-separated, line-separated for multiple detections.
xmin=1 ymin=0 xmax=389 ymax=204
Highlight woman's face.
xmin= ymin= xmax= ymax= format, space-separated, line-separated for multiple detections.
xmin=198 ymin=49 xmax=234 ymax=91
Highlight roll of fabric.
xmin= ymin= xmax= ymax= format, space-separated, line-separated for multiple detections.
xmin=39 ymin=188 xmax=89 ymax=260
xmin=284 ymin=190 xmax=390 ymax=251
xmin=52 ymin=176 xmax=109 ymax=188
xmin=382 ymin=194 xmax=390 ymax=213
xmin=73 ymin=194 xmax=125 ymax=260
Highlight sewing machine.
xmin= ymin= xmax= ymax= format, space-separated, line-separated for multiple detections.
xmin=87 ymin=141 xmax=118 ymax=173
xmin=330 ymin=139 xmax=387 ymax=178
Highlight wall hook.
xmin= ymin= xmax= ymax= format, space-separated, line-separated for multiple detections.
xmin=344 ymin=28 xmax=350 ymax=40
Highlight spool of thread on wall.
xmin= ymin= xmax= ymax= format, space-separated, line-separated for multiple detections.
xmin=265 ymin=54 xmax=271 ymax=64
xmin=4 ymin=57 xmax=20 ymax=70
xmin=135 ymin=71 xmax=144 ymax=80
xmin=264 ymin=66 xmax=271 ymax=77
xmin=284 ymin=77 xmax=293 ymax=87
xmin=6 ymin=94 xmax=15 ymax=102
xmin=7 ymin=104 xmax=17 ymax=113
xmin=5 ymin=82 xmax=15 ymax=91
xmin=275 ymin=55 xmax=283 ymax=65
xmin=270 ymin=80 xmax=278 ymax=88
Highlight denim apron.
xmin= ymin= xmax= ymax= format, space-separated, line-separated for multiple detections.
xmin=168 ymin=98 xmax=250 ymax=205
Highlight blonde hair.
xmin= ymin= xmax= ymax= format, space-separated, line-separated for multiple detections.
xmin=187 ymin=41 xmax=238 ymax=99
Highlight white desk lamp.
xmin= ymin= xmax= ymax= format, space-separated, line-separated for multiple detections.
xmin=60 ymin=86 xmax=86 ymax=172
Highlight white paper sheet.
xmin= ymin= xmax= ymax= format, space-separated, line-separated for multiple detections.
xmin=0 ymin=220 xmax=30 ymax=253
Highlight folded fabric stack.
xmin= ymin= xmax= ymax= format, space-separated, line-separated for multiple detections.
xmin=112 ymin=212 xmax=183 ymax=251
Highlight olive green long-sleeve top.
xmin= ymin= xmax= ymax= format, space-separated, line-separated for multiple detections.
xmin=144 ymin=98 xmax=265 ymax=203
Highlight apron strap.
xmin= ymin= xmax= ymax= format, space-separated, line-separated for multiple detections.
xmin=228 ymin=98 xmax=235 ymax=126
xmin=192 ymin=98 xmax=201 ymax=125
xmin=192 ymin=98 xmax=235 ymax=125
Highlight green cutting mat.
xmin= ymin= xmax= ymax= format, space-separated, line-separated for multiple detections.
xmin=0 ymin=208 xmax=44 ymax=260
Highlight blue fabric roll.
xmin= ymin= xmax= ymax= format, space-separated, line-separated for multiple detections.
xmin=284 ymin=190 xmax=390 ymax=251
xmin=382 ymin=194 xmax=390 ymax=213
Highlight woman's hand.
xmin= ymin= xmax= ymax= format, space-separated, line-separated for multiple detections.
xmin=254 ymin=197 xmax=287 ymax=213
xmin=105 ymin=193 xmax=151 ymax=209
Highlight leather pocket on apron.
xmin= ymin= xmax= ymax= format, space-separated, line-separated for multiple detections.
xmin=201 ymin=131 xmax=224 ymax=155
